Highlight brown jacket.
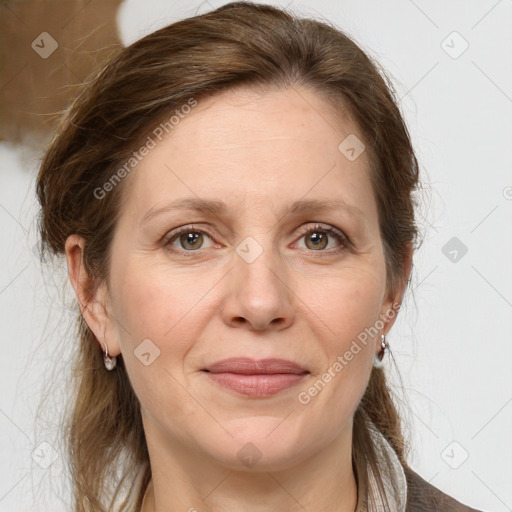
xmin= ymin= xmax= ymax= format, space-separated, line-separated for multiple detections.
xmin=404 ymin=467 xmax=484 ymax=512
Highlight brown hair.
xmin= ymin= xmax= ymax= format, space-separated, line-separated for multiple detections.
xmin=37 ymin=2 xmax=418 ymax=510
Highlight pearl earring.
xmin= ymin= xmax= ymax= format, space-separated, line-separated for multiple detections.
xmin=373 ymin=334 xmax=389 ymax=369
xmin=103 ymin=341 xmax=117 ymax=371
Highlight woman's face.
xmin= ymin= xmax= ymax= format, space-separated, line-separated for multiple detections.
xmin=94 ymin=87 xmax=402 ymax=471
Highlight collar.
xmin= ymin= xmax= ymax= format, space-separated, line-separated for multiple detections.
xmin=354 ymin=423 xmax=408 ymax=512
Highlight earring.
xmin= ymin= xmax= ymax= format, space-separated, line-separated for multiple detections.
xmin=103 ymin=341 xmax=117 ymax=371
xmin=373 ymin=334 xmax=389 ymax=369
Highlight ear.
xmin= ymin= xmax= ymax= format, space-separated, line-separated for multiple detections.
xmin=64 ymin=234 xmax=121 ymax=357
xmin=379 ymin=242 xmax=413 ymax=335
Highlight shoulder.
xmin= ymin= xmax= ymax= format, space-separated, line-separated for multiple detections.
xmin=404 ymin=466 xmax=485 ymax=512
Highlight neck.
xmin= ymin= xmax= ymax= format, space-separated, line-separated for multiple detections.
xmin=140 ymin=421 xmax=358 ymax=512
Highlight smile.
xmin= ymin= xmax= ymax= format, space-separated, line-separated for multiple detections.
xmin=201 ymin=358 xmax=310 ymax=398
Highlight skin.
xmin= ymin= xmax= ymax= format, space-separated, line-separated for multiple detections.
xmin=66 ymin=86 xmax=411 ymax=512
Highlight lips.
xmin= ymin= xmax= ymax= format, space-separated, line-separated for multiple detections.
xmin=202 ymin=358 xmax=309 ymax=397
xmin=203 ymin=358 xmax=308 ymax=375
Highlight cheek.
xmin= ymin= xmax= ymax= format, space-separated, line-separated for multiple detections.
xmin=294 ymin=264 xmax=385 ymax=404
xmin=108 ymin=261 xmax=223 ymax=419
xmin=269 ymin=268 xmax=384 ymax=454
xmin=108 ymin=257 xmax=218 ymax=375
xmin=112 ymin=254 xmax=386 ymax=374
xmin=112 ymin=259 xmax=222 ymax=336
xmin=298 ymin=262 xmax=386 ymax=346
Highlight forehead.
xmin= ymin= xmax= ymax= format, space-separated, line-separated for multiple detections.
xmin=164 ymin=86 xmax=360 ymax=155
xmin=118 ymin=86 xmax=376 ymax=223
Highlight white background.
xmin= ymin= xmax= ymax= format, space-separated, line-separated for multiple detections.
xmin=1 ymin=0 xmax=511 ymax=510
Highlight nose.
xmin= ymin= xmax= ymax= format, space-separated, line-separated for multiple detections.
xmin=221 ymin=242 xmax=296 ymax=332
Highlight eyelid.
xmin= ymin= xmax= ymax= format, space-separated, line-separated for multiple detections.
xmin=163 ymin=222 xmax=350 ymax=255
xmin=293 ymin=222 xmax=349 ymax=252
xmin=163 ymin=223 xmax=216 ymax=247
xmin=295 ymin=222 xmax=347 ymax=241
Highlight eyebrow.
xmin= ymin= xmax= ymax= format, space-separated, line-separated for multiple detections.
xmin=140 ymin=197 xmax=364 ymax=225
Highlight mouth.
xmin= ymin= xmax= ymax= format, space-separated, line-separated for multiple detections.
xmin=201 ymin=358 xmax=310 ymax=398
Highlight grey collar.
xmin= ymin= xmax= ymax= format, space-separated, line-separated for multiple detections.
xmin=355 ymin=422 xmax=408 ymax=512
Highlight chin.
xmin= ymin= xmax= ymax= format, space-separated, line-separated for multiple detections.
xmin=196 ymin=419 xmax=319 ymax=473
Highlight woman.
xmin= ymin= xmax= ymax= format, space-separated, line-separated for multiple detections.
xmin=36 ymin=2 xmax=485 ymax=511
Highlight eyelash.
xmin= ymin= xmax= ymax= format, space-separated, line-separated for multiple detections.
xmin=163 ymin=223 xmax=349 ymax=257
